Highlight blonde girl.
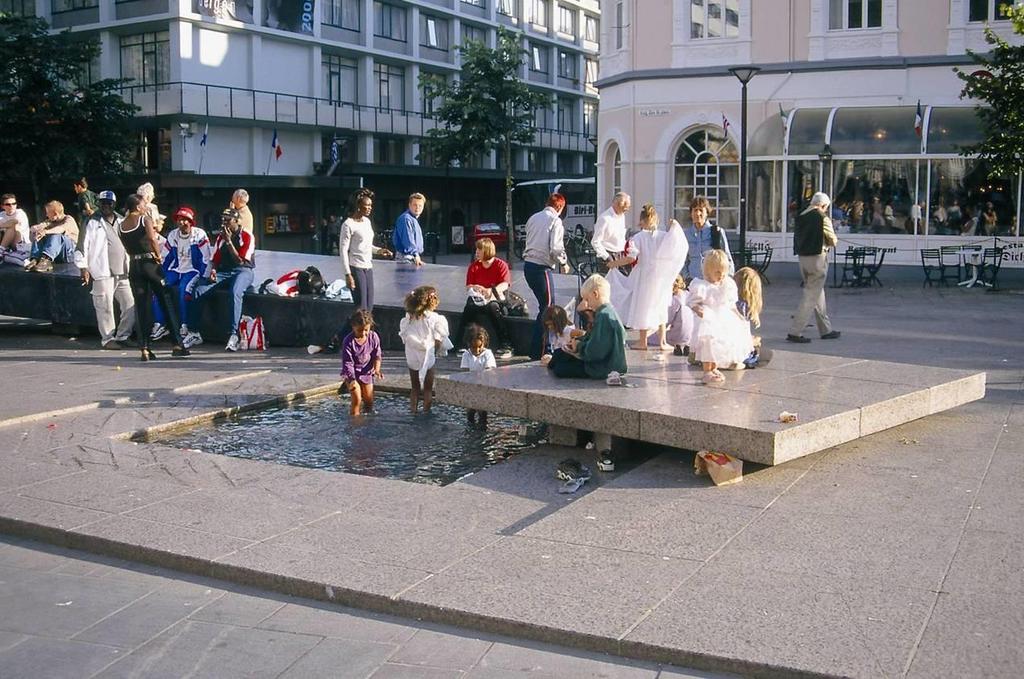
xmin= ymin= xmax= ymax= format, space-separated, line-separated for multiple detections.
xmin=688 ymin=249 xmax=754 ymax=384
xmin=399 ymin=285 xmax=452 ymax=413
xmin=734 ymin=267 xmax=764 ymax=367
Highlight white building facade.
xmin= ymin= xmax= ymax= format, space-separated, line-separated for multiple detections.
xmin=596 ymin=0 xmax=1024 ymax=267
xmin=8 ymin=0 xmax=600 ymax=250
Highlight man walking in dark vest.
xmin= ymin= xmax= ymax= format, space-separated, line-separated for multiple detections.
xmin=788 ymin=192 xmax=841 ymax=343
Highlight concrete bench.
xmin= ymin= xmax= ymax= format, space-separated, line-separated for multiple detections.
xmin=435 ymin=349 xmax=986 ymax=466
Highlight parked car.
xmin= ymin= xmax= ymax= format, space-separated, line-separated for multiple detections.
xmin=470 ymin=222 xmax=508 ymax=251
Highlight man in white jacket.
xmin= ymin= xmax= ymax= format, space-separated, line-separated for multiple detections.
xmin=75 ymin=191 xmax=135 ymax=349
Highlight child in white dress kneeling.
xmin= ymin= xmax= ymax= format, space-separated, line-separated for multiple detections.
xmin=460 ymin=324 xmax=496 ymax=425
xmin=399 ymin=285 xmax=453 ymax=413
xmin=688 ymin=250 xmax=754 ymax=384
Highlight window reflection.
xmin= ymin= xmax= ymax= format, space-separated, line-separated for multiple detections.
xmin=929 ymin=159 xmax=1018 ymax=237
xmin=831 ymin=159 xmax=916 ymax=234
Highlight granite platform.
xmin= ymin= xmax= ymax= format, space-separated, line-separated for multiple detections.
xmin=436 ymin=349 xmax=987 ymax=466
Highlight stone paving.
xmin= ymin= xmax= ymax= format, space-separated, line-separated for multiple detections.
xmin=0 ymin=277 xmax=1021 ymax=679
xmin=0 ymin=537 xmax=725 ymax=679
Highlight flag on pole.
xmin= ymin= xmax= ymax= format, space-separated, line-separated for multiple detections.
xmin=330 ymin=139 xmax=339 ymax=164
xmin=778 ymin=104 xmax=789 ymax=128
xmin=914 ymin=100 xmax=923 ymax=137
xmin=271 ymin=129 xmax=283 ymax=160
xmin=199 ymin=122 xmax=208 ymax=147
xmin=721 ymin=112 xmax=732 ymax=138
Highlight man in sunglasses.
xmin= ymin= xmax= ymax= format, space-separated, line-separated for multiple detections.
xmin=0 ymin=194 xmax=30 ymax=265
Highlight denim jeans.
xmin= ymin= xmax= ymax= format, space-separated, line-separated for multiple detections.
xmin=523 ymin=261 xmax=554 ymax=359
xmin=31 ymin=234 xmax=76 ymax=263
xmin=152 ymin=269 xmax=200 ymax=330
xmin=192 ymin=267 xmax=255 ymax=335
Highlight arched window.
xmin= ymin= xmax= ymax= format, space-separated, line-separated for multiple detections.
xmin=673 ymin=128 xmax=739 ymax=228
xmin=612 ymin=147 xmax=622 ymax=195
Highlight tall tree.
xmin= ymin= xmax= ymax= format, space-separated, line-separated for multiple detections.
xmin=420 ymin=27 xmax=550 ymax=263
xmin=956 ymin=5 xmax=1024 ymax=179
xmin=0 ymin=14 xmax=138 ymax=213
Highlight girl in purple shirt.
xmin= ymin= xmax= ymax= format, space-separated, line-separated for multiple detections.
xmin=340 ymin=309 xmax=382 ymax=415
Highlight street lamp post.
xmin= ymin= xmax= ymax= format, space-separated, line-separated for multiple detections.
xmin=728 ymin=66 xmax=760 ymax=261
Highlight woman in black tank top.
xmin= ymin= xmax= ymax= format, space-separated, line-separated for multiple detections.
xmin=120 ymin=194 xmax=189 ymax=361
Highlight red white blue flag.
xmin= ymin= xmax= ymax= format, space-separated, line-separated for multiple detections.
xmin=271 ymin=129 xmax=283 ymax=159
xmin=722 ymin=112 xmax=732 ymax=138
xmin=914 ymin=100 xmax=923 ymax=137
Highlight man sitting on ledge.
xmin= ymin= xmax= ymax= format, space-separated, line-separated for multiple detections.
xmin=547 ymin=274 xmax=627 ymax=380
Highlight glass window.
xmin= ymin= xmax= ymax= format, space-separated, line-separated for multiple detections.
xmin=375 ymin=63 xmax=405 ymax=110
xmin=927 ymin=107 xmax=985 ymax=154
xmin=461 ymin=0 xmax=484 ymax=6
xmin=528 ymin=150 xmax=550 ymax=172
xmin=612 ymin=146 xmax=622 ymax=195
xmin=831 ymin=159 xmax=916 ymax=234
xmin=584 ymin=58 xmax=598 ymax=91
xmin=584 ymin=14 xmax=598 ymax=42
xmin=786 ymin=108 xmax=830 ymax=155
xmin=691 ymin=0 xmax=739 ymax=39
xmin=462 ymin=23 xmax=487 ymax=44
xmin=530 ymin=43 xmax=549 ymax=72
xmin=497 ymin=0 xmax=515 ymax=17
xmin=374 ymin=2 xmax=407 ymax=41
xmin=528 ymin=0 xmax=548 ymax=27
xmin=615 ymin=2 xmax=623 ymax=49
xmin=828 ymin=0 xmax=882 ymax=30
xmin=120 ymin=32 xmax=170 ymax=91
xmin=557 ymin=152 xmax=576 ymax=175
xmin=0 ymin=0 xmax=35 ymax=16
xmin=557 ymin=97 xmax=575 ymax=132
xmin=323 ymin=54 xmax=358 ymax=105
xmin=583 ymin=100 xmax=597 ymax=135
xmin=535 ymin=102 xmax=553 ymax=129
xmin=558 ymin=51 xmax=576 ymax=80
xmin=673 ymin=128 xmax=739 ymax=228
xmin=929 ymin=159 xmax=1018 ymax=236
xmin=421 ymin=15 xmax=449 ymax=50
xmin=420 ymin=72 xmax=445 ymax=116
xmin=748 ymin=113 xmax=785 ymax=157
xmin=52 ymin=0 xmax=97 ymax=12
xmin=830 ymin=107 xmax=920 ymax=155
xmin=375 ymin=136 xmax=405 ymax=164
xmin=324 ymin=0 xmax=360 ymax=30
xmin=558 ymin=4 xmax=575 ymax=35
xmin=749 ymin=161 xmax=784 ymax=232
xmin=786 ymin=159 xmax=820 ymax=227
xmin=969 ymin=0 xmax=1014 ymax=22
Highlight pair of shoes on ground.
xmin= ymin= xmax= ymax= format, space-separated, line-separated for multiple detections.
xmin=786 ymin=330 xmax=840 ymax=343
xmin=702 ymin=369 xmax=725 ymax=384
xmin=672 ymin=344 xmax=689 ymax=357
xmin=556 ymin=458 xmax=593 ymax=494
xmin=25 ymin=257 xmax=53 ymax=273
xmin=495 ymin=346 xmax=513 ymax=360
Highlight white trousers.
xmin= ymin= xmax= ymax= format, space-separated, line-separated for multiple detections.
xmin=790 ymin=253 xmax=834 ymax=337
xmin=91 ymin=275 xmax=136 ymax=345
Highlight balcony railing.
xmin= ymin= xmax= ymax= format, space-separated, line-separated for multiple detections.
xmin=118 ymin=81 xmax=595 ymax=153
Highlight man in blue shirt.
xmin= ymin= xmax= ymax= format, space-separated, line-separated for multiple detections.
xmin=681 ymin=195 xmax=734 ymax=280
xmin=392 ymin=192 xmax=426 ymax=266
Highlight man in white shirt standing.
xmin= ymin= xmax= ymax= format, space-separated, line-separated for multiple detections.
xmin=0 ymin=193 xmax=30 ymax=264
xmin=590 ymin=192 xmax=632 ymax=273
xmin=75 ymin=191 xmax=136 ymax=349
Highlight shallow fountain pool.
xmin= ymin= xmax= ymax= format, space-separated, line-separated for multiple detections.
xmin=157 ymin=391 xmax=546 ymax=485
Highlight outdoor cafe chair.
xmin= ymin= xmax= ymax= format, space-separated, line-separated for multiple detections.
xmin=920 ymin=248 xmax=942 ymax=287
xmin=939 ymin=245 xmax=963 ymax=286
xmin=978 ymin=247 xmax=1004 ymax=288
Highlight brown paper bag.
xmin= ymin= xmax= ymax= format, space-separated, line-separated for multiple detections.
xmin=695 ymin=451 xmax=743 ymax=486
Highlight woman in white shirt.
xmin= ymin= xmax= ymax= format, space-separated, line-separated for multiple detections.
xmin=340 ymin=188 xmax=392 ymax=310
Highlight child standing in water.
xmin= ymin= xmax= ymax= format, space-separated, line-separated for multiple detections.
xmin=460 ymin=324 xmax=496 ymax=425
xmin=339 ymin=309 xmax=382 ymax=415
xmin=734 ymin=267 xmax=765 ymax=368
xmin=688 ymin=250 xmax=754 ymax=384
xmin=400 ymin=285 xmax=453 ymax=413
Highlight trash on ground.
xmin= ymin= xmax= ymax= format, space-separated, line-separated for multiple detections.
xmin=778 ymin=411 xmax=798 ymax=423
xmin=694 ymin=450 xmax=743 ymax=486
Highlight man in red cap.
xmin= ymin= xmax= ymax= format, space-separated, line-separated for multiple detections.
xmin=150 ymin=205 xmax=211 ymax=348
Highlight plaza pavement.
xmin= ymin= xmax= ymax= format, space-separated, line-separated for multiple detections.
xmin=0 ymin=273 xmax=1021 ymax=679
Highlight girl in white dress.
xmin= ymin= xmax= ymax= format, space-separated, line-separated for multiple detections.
xmin=688 ymin=249 xmax=754 ymax=384
xmin=648 ymin=275 xmax=694 ymax=355
xmin=606 ymin=204 xmax=689 ymax=350
xmin=400 ymin=285 xmax=453 ymax=413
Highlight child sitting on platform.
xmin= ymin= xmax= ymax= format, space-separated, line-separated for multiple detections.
xmin=460 ymin=324 xmax=496 ymax=425
xmin=734 ymin=267 xmax=764 ymax=368
xmin=688 ymin=250 xmax=754 ymax=384
xmin=539 ymin=304 xmax=584 ymax=366
xmin=340 ymin=309 xmax=382 ymax=416
xmin=547 ymin=275 xmax=627 ymax=380
xmin=400 ymin=284 xmax=453 ymax=414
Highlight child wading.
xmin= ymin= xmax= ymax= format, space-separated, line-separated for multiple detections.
xmin=688 ymin=249 xmax=754 ymax=384
xmin=399 ymin=285 xmax=453 ymax=413
xmin=339 ymin=309 xmax=383 ymax=415
xmin=460 ymin=324 xmax=496 ymax=425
